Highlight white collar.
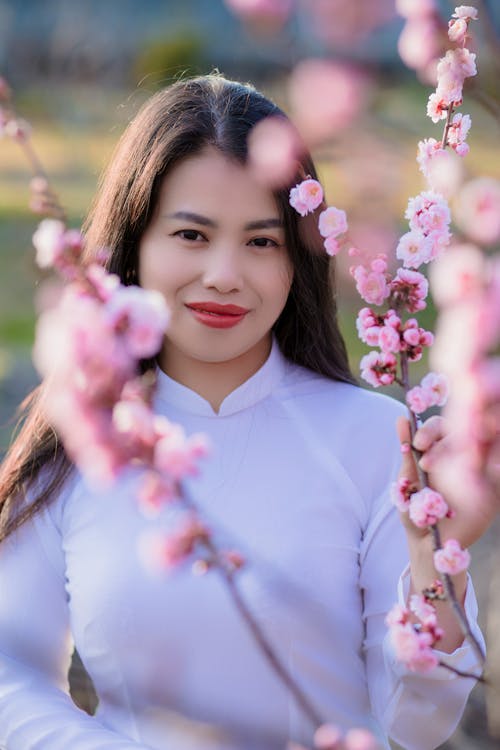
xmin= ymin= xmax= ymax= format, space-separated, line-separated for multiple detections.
xmin=154 ymin=336 xmax=288 ymax=418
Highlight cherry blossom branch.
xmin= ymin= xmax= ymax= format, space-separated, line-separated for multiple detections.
xmin=287 ymin=5 xmax=489 ymax=679
xmin=399 ymin=351 xmax=486 ymax=667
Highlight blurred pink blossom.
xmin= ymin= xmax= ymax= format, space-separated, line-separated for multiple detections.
xmin=398 ymin=17 xmax=443 ymax=71
xmin=288 ymin=59 xmax=369 ymax=144
xmin=224 ymin=0 xmax=292 ymax=28
xmin=318 ymin=206 xmax=348 ymax=238
xmin=430 ymin=243 xmax=485 ymax=307
xmin=389 ymin=268 xmax=428 ymax=313
xmin=452 ymin=5 xmax=478 ymax=21
xmin=408 ymin=487 xmax=449 ymax=527
xmin=448 ymin=17 xmax=468 ymax=44
xmin=247 ymin=116 xmax=303 ymax=188
xmin=387 ymin=619 xmax=439 ymax=672
xmin=410 ymin=593 xmax=437 ymax=622
xmin=105 ymin=286 xmax=170 ymax=359
xmin=343 ymin=728 xmax=378 ymax=750
xmin=138 ymin=516 xmax=210 ymax=572
xmin=454 ymin=177 xmax=500 ymax=245
xmin=406 ymin=385 xmax=431 ymax=414
xmin=33 ymin=219 xmax=84 ymax=273
xmin=391 ymin=477 xmax=414 ymax=512
xmin=424 ymin=149 xmax=464 ymax=197
xmin=305 ymin=0 xmax=395 ymax=45
xmin=323 ymin=235 xmax=341 ymax=256
xmin=396 ymin=0 xmax=437 ymax=18
xmin=313 ymin=723 xmax=342 ymax=749
xmin=154 ymin=417 xmax=210 ymax=481
xmin=137 ymin=472 xmax=177 ymax=518
xmin=434 ymin=539 xmax=471 ymax=575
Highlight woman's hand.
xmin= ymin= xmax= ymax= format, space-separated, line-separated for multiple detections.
xmin=396 ymin=415 xmax=497 ymax=549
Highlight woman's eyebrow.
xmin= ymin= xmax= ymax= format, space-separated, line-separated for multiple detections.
xmin=164 ymin=211 xmax=283 ymax=230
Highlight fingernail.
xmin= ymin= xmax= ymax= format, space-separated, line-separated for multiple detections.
xmin=400 ymin=443 xmax=411 ymax=454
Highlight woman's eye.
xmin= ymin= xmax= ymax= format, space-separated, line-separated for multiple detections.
xmin=174 ymin=229 xmax=205 ymax=242
xmin=248 ymin=237 xmax=279 ymax=248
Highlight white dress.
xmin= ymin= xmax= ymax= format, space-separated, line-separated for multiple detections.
xmin=0 ymin=339 xmax=484 ymax=750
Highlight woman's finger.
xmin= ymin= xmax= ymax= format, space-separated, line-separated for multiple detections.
xmin=413 ymin=415 xmax=446 ymax=452
xmin=396 ymin=415 xmax=419 ymax=483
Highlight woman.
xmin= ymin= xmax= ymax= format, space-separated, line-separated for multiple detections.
xmin=0 ymin=74 xmax=487 ymax=750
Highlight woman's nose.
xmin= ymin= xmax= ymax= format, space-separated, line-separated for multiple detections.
xmin=202 ymin=246 xmax=244 ymax=293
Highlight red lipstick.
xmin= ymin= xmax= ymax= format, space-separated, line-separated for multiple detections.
xmin=186 ymin=301 xmax=249 ymax=329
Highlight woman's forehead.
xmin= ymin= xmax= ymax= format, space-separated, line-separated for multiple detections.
xmin=156 ymin=147 xmax=281 ymax=219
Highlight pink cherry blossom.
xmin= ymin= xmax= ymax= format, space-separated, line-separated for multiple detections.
xmin=32 ymin=219 xmax=67 ymax=269
xmin=408 ymin=487 xmax=449 ymax=527
xmin=344 ymin=728 xmax=378 ymax=750
xmin=421 ymin=372 xmax=449 ymax=406
xmin=112 ymin=398 xmax=157 ymax=448
xmin=406 ymin=385 xmax=431 ymax=414
xmin=434 ymin=539 xmax=471 ymax=575
xmin=360 ymin=351 xmax=397 ymax=388
xmin=417 ymin=138 xmax=443 ymax=178
xmin=385 ymin=603 xmax=409 ymax=627
xmin=313 ymin=723 xmax=342 ymax=749
xmin=224 ymin=0 xmax=292 ymax=26
xmin=405 ymin=191 xmax=451 ymax=234
xmin=439 ymin=47 xmax=477 ymax=80
xmin=105 ymin=286 xmax=170 ymax=359
xmin=378 ymin=325 xmax=401 ymax=354
xmin=396 ymin=0 xmax=437 ymax=17
xmin=323 ymin=235 xmax=340 ymax=256
xmin=388 ymin=621 xmax=439 ymax=672
xmin=427 ymin=93 xmax=448 ymax=123
xmin=409 ymin=594 xmax=437 ymax=623
xmin=448 ymin=17 xmax=468 ymax=44
xmin=4 ymin=117 xmax=31 ymax=141
xmin=452 ymin=6 xmax=478 ymax=21
xmin=447 ymin=113 xmax=471 ymax=150
xmin=356 ymin=308 xmax=383 ymax=346
xmin=389 ymin=268 xmax=428 ymax=312
xmin=153 ymin=419 xmax=209 ymax=481
xmin=289 ymin=178 xmax=324 ymax=216
xmin=424 ymin=148 xmax=464 ymax=197
xmin=454 ymin=177 xmax=500 ymax=245
xmin=138 ymin=516 xmax=210 ymax=572
xmin=430 ymin=243 xmax=485 ymax=307
xmin=351 ymin=263 xmax=390 ymax=306
xmin=318 ymin=206 xmax=348 ymax=238
xmin=248 ymin=116 xmax=302 ymax=188
xmin=137 ymin=472 xmax=177 ymax=517
xmin=398 ymin=17 xmax=443 ymax=71
xmin=288 ymin=58 xmax=368 ymax=143
xmin=391 ymin=477 xmax=414 ymax=512
xmin=396 ymin=230 xmax=433 ymax=268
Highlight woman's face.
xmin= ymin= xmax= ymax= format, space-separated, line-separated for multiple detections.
xmin=139 ymin=146 xmax=294 ymax=372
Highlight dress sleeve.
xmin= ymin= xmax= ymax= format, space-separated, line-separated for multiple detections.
xmin=360 ymin=476 xmax=485 ymax=750
xmin=0 ymin=489 xmax=154 ymax=750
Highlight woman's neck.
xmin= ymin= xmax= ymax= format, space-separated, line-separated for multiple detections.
xmin=159 ymin=336 xmax=272 ymax=413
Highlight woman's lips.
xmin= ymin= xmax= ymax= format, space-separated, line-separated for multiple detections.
xmin=185 ymin=302 xmax=249 ymax=329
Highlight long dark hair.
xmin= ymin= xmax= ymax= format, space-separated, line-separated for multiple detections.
xmin=0 ymin=73 xmax=355 ymax=542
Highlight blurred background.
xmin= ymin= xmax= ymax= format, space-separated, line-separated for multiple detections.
xmin=0 ymin=1 xmax=499 ymax=748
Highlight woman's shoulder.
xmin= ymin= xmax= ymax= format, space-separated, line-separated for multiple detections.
xmin=278 ymin=359 xmax=406 ymax=428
